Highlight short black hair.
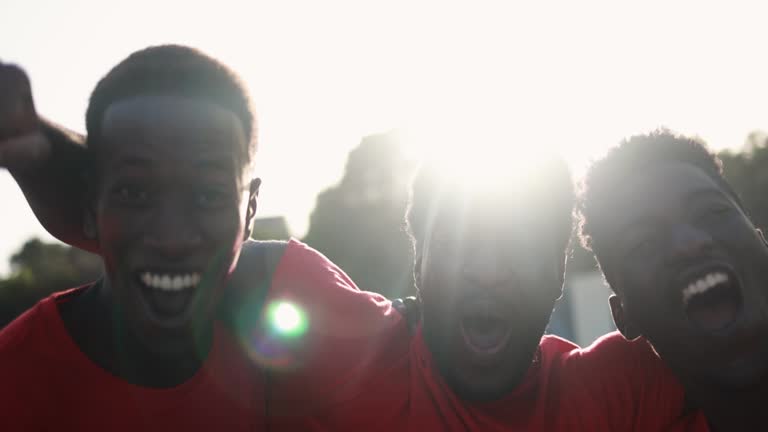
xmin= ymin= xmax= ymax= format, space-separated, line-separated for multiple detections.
xmin=85 ymin=45 xmax=256 ymax=166
xmin=577 ymin=128 xmax=743 ymax=268
xmin=406 ymin=155 xmax=575 ymax=267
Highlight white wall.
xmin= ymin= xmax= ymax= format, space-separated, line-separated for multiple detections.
xmin=566 ymin=271 xmax=616 ymax=347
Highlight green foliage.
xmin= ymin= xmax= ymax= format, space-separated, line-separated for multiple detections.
xmin=251 ymin=216 xmax=291 ymax=241
xmin=302 ymin=131 xmax=417 ymax=299
xmin=719 ymin=131 xmax=768 ymax=230
xmin=0 ymin=239 xmax=101 ymax=328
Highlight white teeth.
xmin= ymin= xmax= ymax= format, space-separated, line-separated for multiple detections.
xmin=682 ymin=271 xmax=730 ymax=305
xmin=139 ymin=272 xmax=202 ymax=292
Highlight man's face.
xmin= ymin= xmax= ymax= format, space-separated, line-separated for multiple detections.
xmin=91 ymin=95 xmax=256 ymax=354
xmin=418 ymin=194 xmax=563 ymax=401
xmin=603 ymin=163 xmax=768 ymax=389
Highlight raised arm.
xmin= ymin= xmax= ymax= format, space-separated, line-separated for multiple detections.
xmin=0 ymin=62 xmax=96 ymax=253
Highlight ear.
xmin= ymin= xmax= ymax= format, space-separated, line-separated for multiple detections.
xmin=243 ymin=178 xmax=261 ymax=240
xmin=609 ymin=294 xmax=640 ymax=340
xmin=82 ymin=179 xmax=98 ymax=240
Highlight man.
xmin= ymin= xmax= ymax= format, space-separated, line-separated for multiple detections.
xmin=577 ymin=129 xmax=768 ymax=430
xmin=0 ymin=47 xmax=404 ymax=431
xmin=382 ymin=157 xmax=694 ymax=430
xmin=1 ymin=59 xmax=698 ymax=430
xmin=234 ymin=154 xmax=694 ymax=430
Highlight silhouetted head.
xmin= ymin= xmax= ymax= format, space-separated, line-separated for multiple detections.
xmin=83 ymin=45 xmax=260 ymax=354
xmin=406 ymin=154 xmax=573 ymax=401
xmin=578 ymin=128 xmax=768 ymax=391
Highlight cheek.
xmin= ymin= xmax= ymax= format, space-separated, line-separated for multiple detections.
xmin=96 ymin=208 xmax=146 ymax=272
xmin=726 ymin=225 xmax=763 ymax=252
xmin=420 ymin=261 xmax=460 ymax=300
xmin=202 ymin=206 xmax=245 ymax=245
xmin=618 ymin=271 xmax=656 ymax=310
xmin=198 ymin=207 xmax=248 ymax=276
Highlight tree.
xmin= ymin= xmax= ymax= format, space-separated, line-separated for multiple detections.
xmin=251 ymin=216 xmax=291 ymax=241
xmin=0 ymin=239 xmax=101 ymax=328
xmin=719 ymin=130 xmax=768 ymax=231
xmin=303 ymin=131 xmax=417 ymax=299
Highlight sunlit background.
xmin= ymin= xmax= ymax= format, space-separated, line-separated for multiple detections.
xmin=2 ymin=0 xmax=768 ymax=277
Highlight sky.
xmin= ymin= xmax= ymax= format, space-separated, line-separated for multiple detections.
xmin=1 ymin=0 xmax=767 ymax=274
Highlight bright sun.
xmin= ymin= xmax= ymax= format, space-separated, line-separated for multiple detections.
xmin=402 ymin=119 xmax=564 ymax=193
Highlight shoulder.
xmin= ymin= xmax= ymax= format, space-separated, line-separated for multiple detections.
xmin=0 ymin=294 xmax=66 ymax=420
xmin=0 ymin=297 xmax=48 ymax=355
xmin=560 ymin=332 xmax=688 ymax=430
xmin=540 ymin=334 xmax=580 ymax=354
xmin=534 ymin=335 xmax=581 ymax=376
xmin=264 ymin=240 xmax=410 ymax=413
xmin=575 ymin=331 xmax=662 ymax=368
xmin=277 ymin=239 xmax=364 ymax=294
xmin=269 ymin=239 xmax=402 ymax=335
xmin=0 ymin=287 xmax=84 ymax=365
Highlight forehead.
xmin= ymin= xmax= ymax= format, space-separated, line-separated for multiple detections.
xmin=618 ymin=163 xmax=726 ymax=212
xmin=428 ymin=192 xmax=553 ymax=249
xmin=100 ymin=95 xmax=246 ymax=165
xmin=600 ymin=163 xmax=731 ymax=238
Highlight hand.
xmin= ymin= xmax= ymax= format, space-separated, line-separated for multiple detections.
xmin=0 ymin=62 xmax=51 ymax=171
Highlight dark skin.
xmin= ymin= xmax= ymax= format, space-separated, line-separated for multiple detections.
xmin=416 ymin=192 xmax=565 ymax=401
xmin=3 ymin=86 xmax=260 ymax=387
xmin=597 ymin=163 xmax=768 ymax=431
xmin=0 ymin=62 xmax=94 ymax=251
xmin=1 ymin=64 xmax=567 ymax=398
xmin=0 ymin=64 xmax=287 ymax=359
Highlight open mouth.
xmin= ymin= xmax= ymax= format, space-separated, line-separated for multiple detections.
xmin=137 ymin=271 xmax=202 ymax=322
xmin=459 ymin=302 xmax=514 ymax=357
xmin=681 ymin=267 xmax=743 ymax=331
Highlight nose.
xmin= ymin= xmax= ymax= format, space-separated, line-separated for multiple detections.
xmin=669 ymin=223 xmax=714 ymax=261
xmin=462 ymin=240 xmax=515 ymax=290
xmin=144 ymin=203 xmax=202 ymax=257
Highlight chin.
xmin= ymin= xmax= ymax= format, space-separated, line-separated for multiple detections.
xmin=447 ymin=371 xmax=523 ymax=402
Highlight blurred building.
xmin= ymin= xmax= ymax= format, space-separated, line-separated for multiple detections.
xmin=251 ymin=216 xmax=291 ymax=241
xmin=548 ymin=270 xmax=616 ymax=347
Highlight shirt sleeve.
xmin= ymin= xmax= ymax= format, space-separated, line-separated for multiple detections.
xmin=562 ymin=332 xmax=698 ymax=431
xmin=0 ymin=306 xmax=51 ymax=431
xmin=260 ymin=240 xmax=410 ymax=417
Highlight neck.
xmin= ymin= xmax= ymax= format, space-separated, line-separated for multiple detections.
xmin=59 ymin=281 xmax=214 ymax=388
xmin=691 ymin=381 xmax=768 ymax=431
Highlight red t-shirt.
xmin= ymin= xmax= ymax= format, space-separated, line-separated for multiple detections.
xmin=0 ymin=239 xmax=408 ymax=431
xmin=258 ymin=239 xmax=410 ymax=428
xmin=258 ymin=240 xmax=710 ymax=431
xmin=0 ymin=288 xmax=264 ymax=431
xmin=397 ymin=330 xmax=698 ymax=431
xmin=563 ymin=333 xmax=709 ymax=431
xmin=0 ymin=238 xmax=712 ymax=431
xmin=290 ymin=328 xmax=709 ymax=431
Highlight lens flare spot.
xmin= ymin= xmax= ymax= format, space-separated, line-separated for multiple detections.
xmin=267 ymin=301 xmax=308 ymax=338
xmin=274 ymin=303 xmax=300 ymax=331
